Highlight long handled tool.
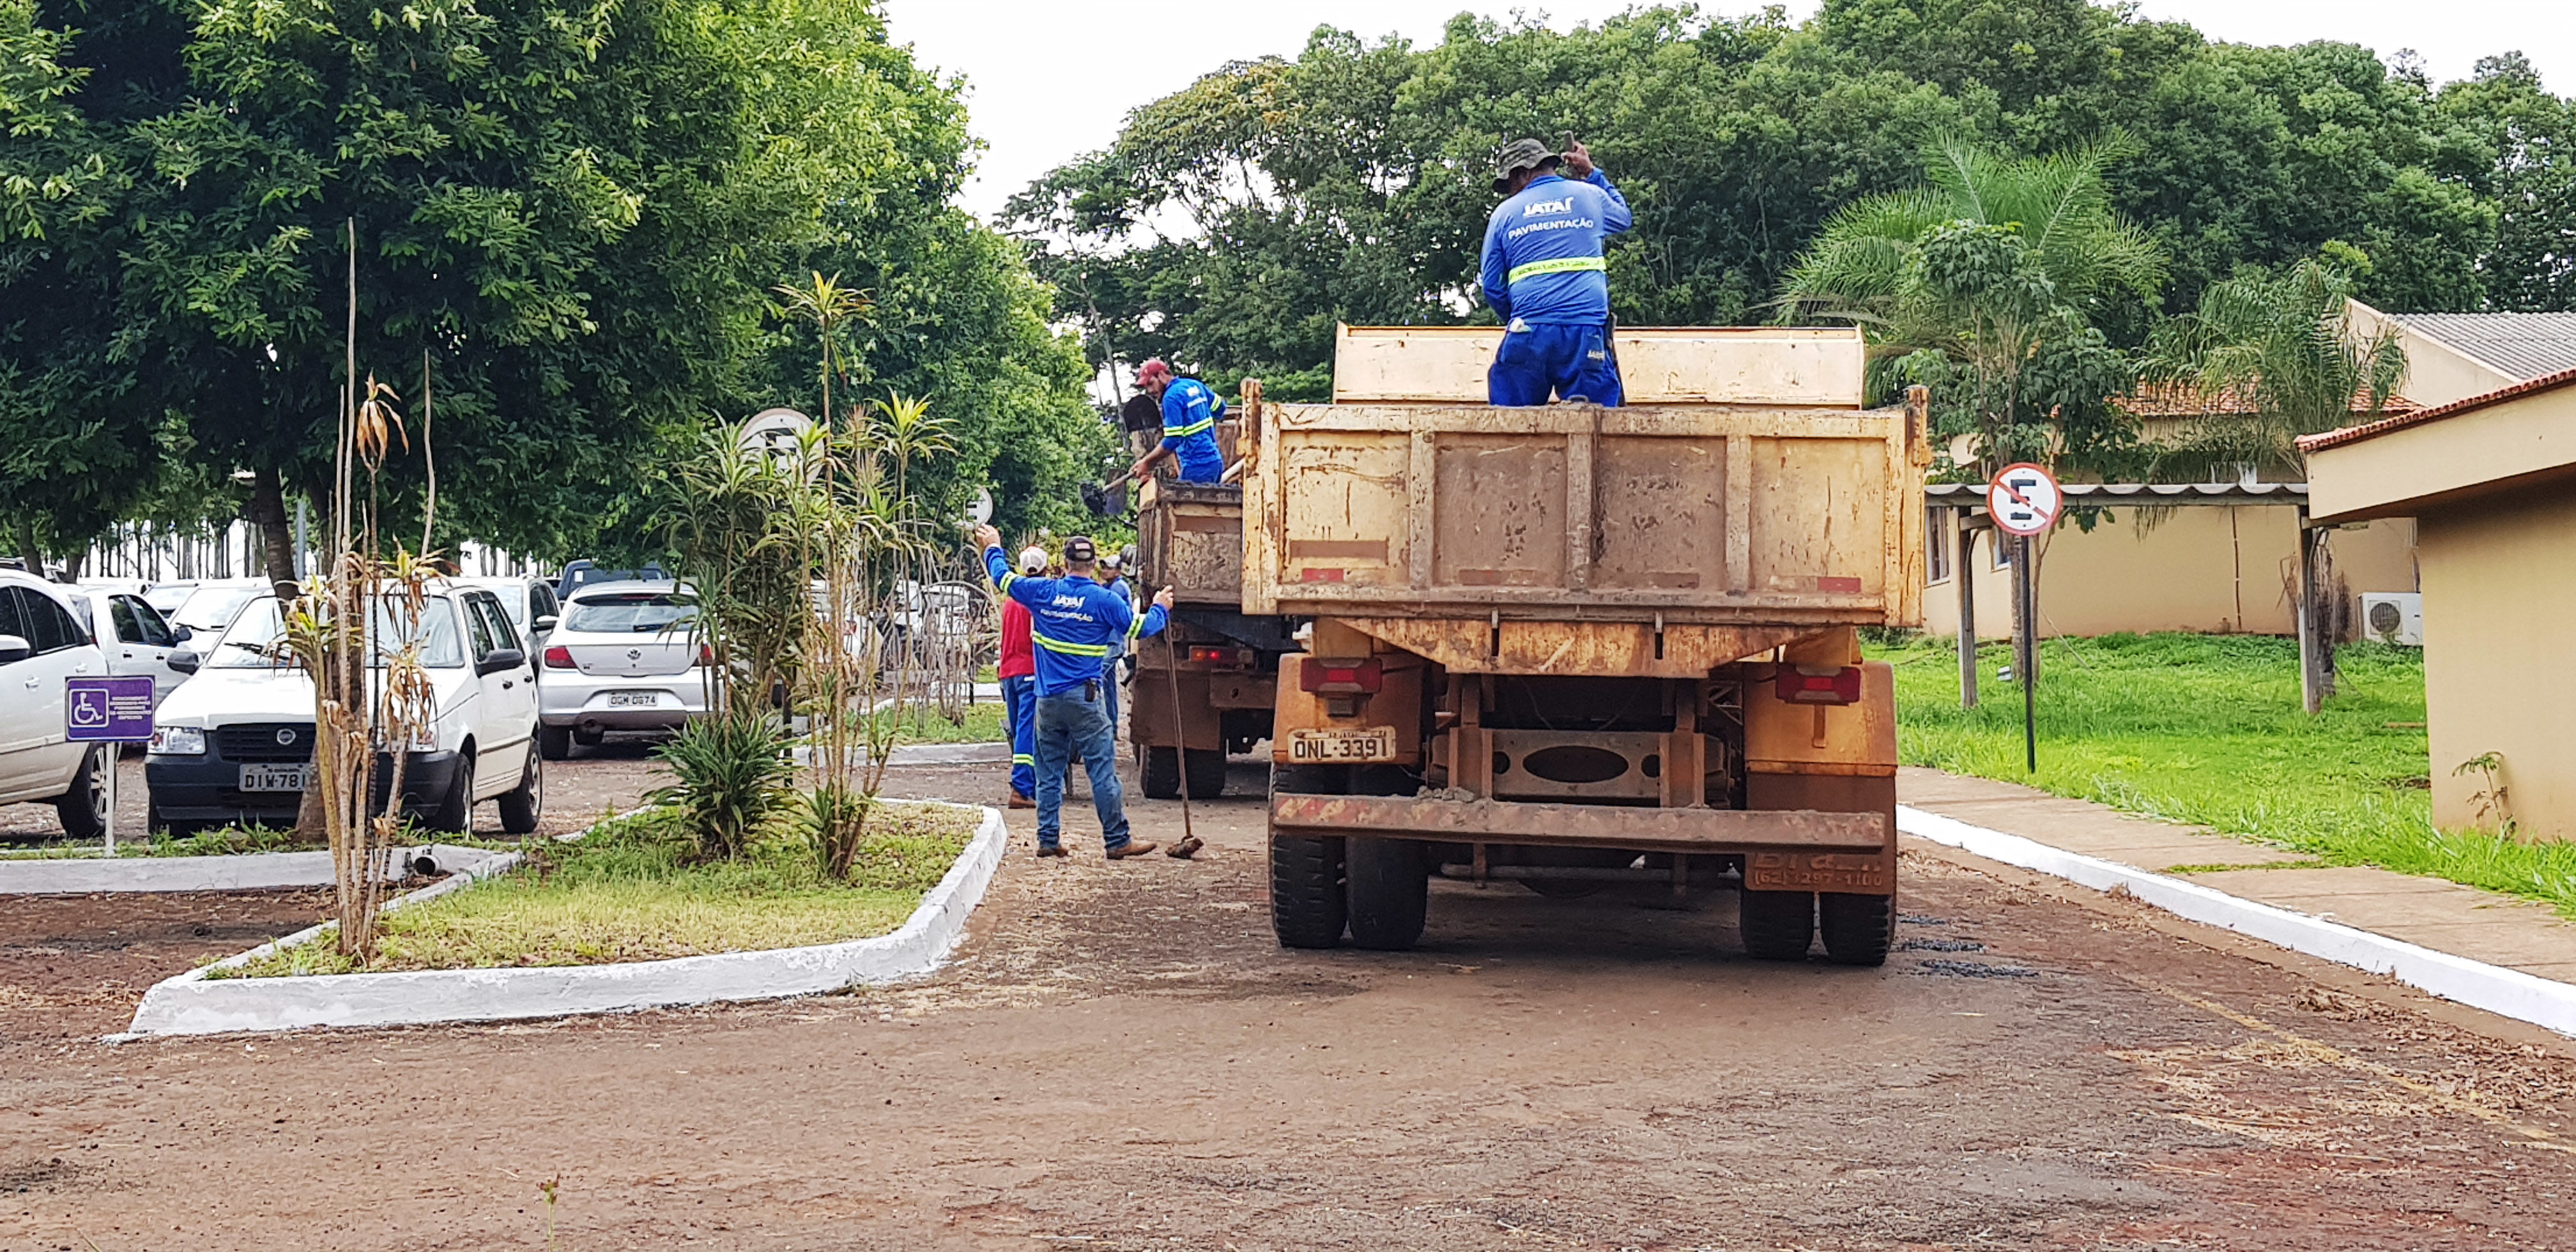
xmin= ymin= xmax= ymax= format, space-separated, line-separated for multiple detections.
xmin=1163 ymin=627 xmax=1201 ymax=859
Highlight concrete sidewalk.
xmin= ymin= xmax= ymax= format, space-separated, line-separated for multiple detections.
xmin=1899 ymin=767 xmax=2576 ymax=988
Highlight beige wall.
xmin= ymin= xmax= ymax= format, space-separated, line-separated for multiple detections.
xmin=2418 ymin=485 xmax=2576 ymax=841
xmin=2346 ymin=301 xmax=2522 ymax=408
xmin=2308 ymin=385 xmax=2576 ymax=524
xmin=1922 ymin=507 xmax=2417 ymax=639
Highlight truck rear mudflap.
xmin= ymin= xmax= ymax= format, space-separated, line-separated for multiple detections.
xmin=1266 ymin=793 xmax=1894 ymax=895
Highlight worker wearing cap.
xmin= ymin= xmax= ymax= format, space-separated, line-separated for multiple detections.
xmin=997 ymin=546 xmax=1046 ymax=808
xmin=1127 ymin=359 xmax=1227 ymax=484
xmin=1480 ymin=137 xmax=1631 ymax=406
xmin=1096 ymin=551 xmax=1138 ymax=735
xmin=975 ymin=524 xmax=1175 ymax=859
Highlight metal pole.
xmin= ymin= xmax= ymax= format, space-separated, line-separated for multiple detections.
xmin=1956 ymin=512 xmax=1978 ymax=710
xmin=102 ymin=749 xmax=116 ymax=857
xmin=2018 ymin=532 xmax=2037 ymax=774
xmin=1162 ymin=630 xmax=1199 ymax=859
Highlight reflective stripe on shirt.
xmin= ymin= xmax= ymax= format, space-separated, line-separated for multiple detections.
xmin=1162 ymin=417 xmax=1215 ymax=438
xmin=1507 ymin=254 xmax=1607 ymax=285
xmin=1032 ymin=630 xmax=1110 ymax=657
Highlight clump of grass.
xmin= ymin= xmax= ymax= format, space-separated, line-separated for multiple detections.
xmin=142 ymin=824 xmax=312 ymax=857
xmin=878 ymin=698 xmax=1007 ymax=746
xmin=214 ymin=800 xmax=978 ymax=977
xmin=1874 ymin=632 xmax=2576 ymax=919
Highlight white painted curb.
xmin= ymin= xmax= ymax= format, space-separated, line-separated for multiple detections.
xmin=0 ymin=844 xmax=505 ymax=896
xmin=114 ymin=804 xmax=1008 ymax=1039
xmin=1899 ymin=804 xmax=2576 ymax=1038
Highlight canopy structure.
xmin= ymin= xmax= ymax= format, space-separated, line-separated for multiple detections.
xmin=1926 ymin=481 xmax=2338 ymax=714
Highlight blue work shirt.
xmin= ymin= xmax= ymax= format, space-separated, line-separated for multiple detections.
xmin=985 ymin=548 xmax=1168 ymax=696
xmin=1479 ymin=170 xmax=1632 ymax=326
xmin=1158 ymin=377 xmax=1227 ymax=482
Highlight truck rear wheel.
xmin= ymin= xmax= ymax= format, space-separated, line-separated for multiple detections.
xmin=1738 ymin=889 xmax=1814 ymax=961
xmin=1818 ymin=892 xmax=1893 ymax=966
xmin=1144 ymin=747 xmax=1229 ymax=800
xmin=1268 ymin=765 xmax=1346 ymax=949
xmin=1346 ymin=837 xmax=1428 ymax=950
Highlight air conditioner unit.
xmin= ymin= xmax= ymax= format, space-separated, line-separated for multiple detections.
xmin=2359 ymin=592 xmax=2423 ymax=646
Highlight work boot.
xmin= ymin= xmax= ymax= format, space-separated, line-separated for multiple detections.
xmin=1036 ymin=844 xmax=1067 ymax=859
xmin=1008 ymin=792 xmax=1035 ymax=810
xmin=1104 ymin=840 xmax=1159 ymax=860
xmin=1166 ymin=835 xmax=1203 ymax=859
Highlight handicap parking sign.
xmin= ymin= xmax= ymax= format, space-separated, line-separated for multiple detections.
xmin=67 ymin=676 xmax=157 ymax=743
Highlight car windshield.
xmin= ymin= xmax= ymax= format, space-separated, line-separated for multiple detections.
xmin=208 ymin=596 xmax=466 ymax=669
xmin=143 ymin=584 xmax=195 ymax=615
xmin=564 ymin=592 xmax=698 ymax=634
xmin=173 ymin=584 xmax=262 ymax=633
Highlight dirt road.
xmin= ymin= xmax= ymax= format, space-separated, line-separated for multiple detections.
xmin=7 ymin=755 xmax=2576 ymax=1250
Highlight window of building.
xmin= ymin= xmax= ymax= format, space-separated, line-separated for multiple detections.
xmin=1928 ymin=508 xmax=1953 ymax=583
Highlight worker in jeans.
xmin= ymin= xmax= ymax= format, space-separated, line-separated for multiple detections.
xmin=976 ymin=526 xmax=1173 ymax=859
xmin=997 ymin=546 xmax=1045 ymax=808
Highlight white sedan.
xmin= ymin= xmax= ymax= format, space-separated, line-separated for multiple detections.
xmin=145 ymin=584 xmax=542 ymax=835
xmin=65 ymin=584 xmax=192 ymax=708
xmin=0 ymin=572 xmax=109 ymax=838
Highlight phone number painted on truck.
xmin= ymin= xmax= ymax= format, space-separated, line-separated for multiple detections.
xmin=1287 ymin=727 xmax=1398 ymax=763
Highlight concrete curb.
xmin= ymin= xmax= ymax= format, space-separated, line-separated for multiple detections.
xmin=1899 ymin=804 xmax=2576 ymax=1039
xmin=0 ymin=843 xmax=505 ymax=896
xmin=112 ymin=804 xmax=1007 ymax=1039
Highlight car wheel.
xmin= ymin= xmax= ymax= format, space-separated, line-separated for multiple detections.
xmin=54 ymin=745 xmax=107 ymax=841
xmin=572 ymin=726 xmax=604 ymax=747
xmin=427 ymin=752 xmax=474 ymax=835
xmin=539 ymin=724 xmax=573 ymax=761
xmin=496 ymin=746 xmax=542 ymax=836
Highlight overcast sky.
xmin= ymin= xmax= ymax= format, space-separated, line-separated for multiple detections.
xmin=882 ymin=0 xmax=2572 ymax=222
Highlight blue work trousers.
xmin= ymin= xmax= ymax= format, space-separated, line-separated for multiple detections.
xmin=1489 ymin=321 xmax=1623 ymax=407
xmin=1002 ymin=674 xmax=1036 ymax=798
xmin=1033 ymin=686 xmax=1131 ymax=851
xmin=1100 ymin=653 xmax=1123 ymax=736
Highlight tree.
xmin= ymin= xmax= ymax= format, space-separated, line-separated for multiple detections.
xmin=2439 ymin=53 xmax=2576 ymax=312
xmin=2140 ymin=255 xmax=2408 ymax=478
xmin=1778 ymin=137 xmax=2162 ymax=477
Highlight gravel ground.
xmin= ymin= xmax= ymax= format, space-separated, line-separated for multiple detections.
xmin=4 ymin=753 xmax=2575 ymax=1251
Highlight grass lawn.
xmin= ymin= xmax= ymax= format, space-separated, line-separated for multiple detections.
xmin=219 ymin=799 xmax=979 ymax=976
xmin=1872 ymin=632 xmax=2576 ymax=918
xmin=884 ymin=698 xmax=1006 ymax=745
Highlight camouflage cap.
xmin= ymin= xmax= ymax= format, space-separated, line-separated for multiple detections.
xmin=1492 ymin=137 xmax=1560 ymax=192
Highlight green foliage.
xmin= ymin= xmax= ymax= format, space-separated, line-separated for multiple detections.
xmin=657 ymin=431 xmax=816 ymax=717
xmin=647 ymin=712 xmax=797 ymax=862
xmin=2142 ymin=257 xmax=2409 ymax=477
xmin=1013 ymin=1 xmax=2564 ymax=397
xmin=1875 ymin=632 xmax=2576 ymax=919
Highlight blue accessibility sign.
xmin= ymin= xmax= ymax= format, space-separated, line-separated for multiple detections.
xmin=67 ymin=675 xmax=157 ymax=743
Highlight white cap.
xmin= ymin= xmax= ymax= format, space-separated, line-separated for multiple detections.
xmin=1101 ymin=553 xmax=1124 ymax=570
xmin=1017 ymin=546 xmax=1048 ymax=574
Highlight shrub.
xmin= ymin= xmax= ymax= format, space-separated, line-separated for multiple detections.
xmin=647 ymin=712 xmax=795 ymax=860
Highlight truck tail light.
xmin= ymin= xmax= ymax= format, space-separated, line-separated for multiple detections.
xmin=1777 ymin=666 xmax=1862 ymax=705
xmin=1188 ymin=645 xmax=1251 ymax=668
xmin=542 ymin=645 xmax=575 ymax=669
xmin=1300 ymin=657 xmax=1382 ymax=695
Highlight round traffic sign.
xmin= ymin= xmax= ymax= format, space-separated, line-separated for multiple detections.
xmin=1985 ymin=462 xmax=2062 ymax=537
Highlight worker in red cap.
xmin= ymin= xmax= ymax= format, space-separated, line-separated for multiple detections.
xmin=1126 ymin=358 xmax=1227 ymax=484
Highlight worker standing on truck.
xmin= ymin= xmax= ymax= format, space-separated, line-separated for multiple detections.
xmin=998 ymin=546 xmax=1046 ymax=809
xmin=1480 ymin=136 xmax=1632 ymax=407
xmin=975 ymin=524 xmax=1175 ymax=860
xmin=1127 ymin=358 xmax=1227 ymax=484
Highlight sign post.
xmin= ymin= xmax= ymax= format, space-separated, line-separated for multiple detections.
xmin=66 ymin=676 xmax=157 ymax=856
xmin=1984 ymin=463 xmax=2062 ymax=775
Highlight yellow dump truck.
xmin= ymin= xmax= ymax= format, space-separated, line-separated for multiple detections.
xmin=1248 ymin=325 xmax=1929 ymax=962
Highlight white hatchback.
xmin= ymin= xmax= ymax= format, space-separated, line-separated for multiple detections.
xmin=0 ymin=572 xmax=111 ymax=838
xmin=536 ymin=581 xmax=711 ymax=758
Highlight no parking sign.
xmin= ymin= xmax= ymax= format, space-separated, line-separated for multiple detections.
xmin=1985 ymin=462 xmax=2062 ymax=537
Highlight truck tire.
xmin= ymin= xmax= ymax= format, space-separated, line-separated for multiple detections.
xmin=1346 ymin=837 xmax=1429 ymax=951
xmin=1738 ymin=889 xmax=1814 ymax=961
xmin=1141 ymin=747 xmax=1181 ymax=800
xmin=1268 ymin=764 xmax=1347 ymax=949
xmin=1818 ymin=892 xmax=1893 ymax=966
xmin=1185 ymin=747 xmax=1229 ymax=799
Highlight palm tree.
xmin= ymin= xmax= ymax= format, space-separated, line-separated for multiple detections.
xmin=2139 ymin=257 xmax=2408 ymax=481
xmin=1779 ymin=135 xmax=2164 ymax=477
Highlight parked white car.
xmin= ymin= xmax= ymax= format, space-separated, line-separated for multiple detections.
xmin=167 ymin=577 xmax=271 ymax=639
xmin=0 ymin=572 xmax=109 ymax=838
xmin=537 ymin=580 xmax=710 ymax=759
xmin=462 ymin=575 xmax=563 ymax=649
xmin=142 ymin=581 xmax=197 ymax=618
xmin=145 ymin=583 xmax=542 ymax=835
xmin=65 ymin=584 xmax=192 ymax=707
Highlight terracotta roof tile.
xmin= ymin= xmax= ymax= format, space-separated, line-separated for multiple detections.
xmin=2297 ymin=366 xmax=2576 ymax=452
xmin=2116 ymin=381 xmax=2419 ymax=419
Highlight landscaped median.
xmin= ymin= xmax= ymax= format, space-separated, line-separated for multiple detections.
xmin=114 ymin=799 xmax=1006 ymax=1038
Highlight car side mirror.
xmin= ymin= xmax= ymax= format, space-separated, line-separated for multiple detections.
xmin=477 ymin=646 xmax=526 ymax=676
xmin=0 ymin=634 xmax=28 ymax=665
xmin=167 ymin=650 xmax=201 ymax=675
xmin=172 ymin=625 xmax=194 ymax=643
xmin=533 ymin=615 xmax=558 ymax=635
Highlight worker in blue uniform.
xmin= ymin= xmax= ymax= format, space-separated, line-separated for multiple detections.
xmin=1479 ymin=137 xmax=1632 ymax=407
xmin=976 ymin=524 xmax=1176 ymax=859
xmin=1127 ymin=358 xmax=1228 ymax=484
